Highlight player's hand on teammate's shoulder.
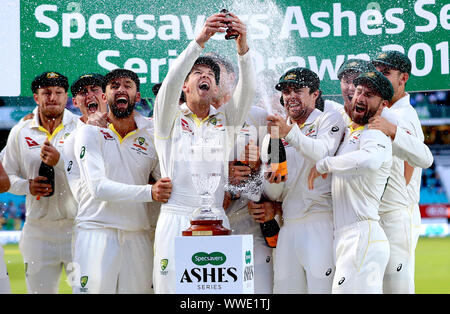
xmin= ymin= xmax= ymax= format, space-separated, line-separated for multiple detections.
xmin=368 ymin=116 xmax=397 ymax=139
xmin=151 ymin=177 xmax=172 ymax=203
xmin=86 ymin=112 xmax=110 ymax=128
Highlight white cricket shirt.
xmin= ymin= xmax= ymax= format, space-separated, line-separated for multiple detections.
xmin=380 ymin=93 xmax=431 ymax=211
xmin=154 ymin=40 xmax=255 ymax=214
xmin=74 ymin=112 xmax=160 ymax=231
xmin=264 ymin=108 xmax=346 ymax=220
xmin=317 ymin=126 xmax=392 ymax=230
xmin=3 ymin=108 xmax=79 ymax=221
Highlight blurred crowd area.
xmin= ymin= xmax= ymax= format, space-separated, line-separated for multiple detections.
xmin=411 ymin=91 xmax=450 ymax=121
xmin=421 ymin=163 xmax=449 ymax=204
xmin=0 ymin=200 xmax=25 ymax=231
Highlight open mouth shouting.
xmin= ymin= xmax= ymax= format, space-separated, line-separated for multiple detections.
xmin=86 ymin=102 xmax=99 ymax=113
xmin=354 ymin=102 xmax=367 ymax=114
xmin=198 ymin=81 xmax=210 ymax=91
xmin=115 ymin=95 xmax=129 ymax=108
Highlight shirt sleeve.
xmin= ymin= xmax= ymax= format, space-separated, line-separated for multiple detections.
xmin=222 ymin=51 xmax=256 ymax=128
xmin=75 ymin=125 xmax=153 ymax=203
xmin=317 ymin=129 xmax=392 ymax=175
xmin=2 ymin=123 xmax=30 ymax=195
xmin=392 ymin=123 xmax=433 ymax=169
xmin=285 ymin=110 xmax=346 ymax=162
xmin=382 ymin=106 xmax=433 ymax=169
xmin=154 ymin=40 xmax=203 ymax=140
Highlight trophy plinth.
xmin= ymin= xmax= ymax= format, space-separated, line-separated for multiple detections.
xmin=182 ymin=219 xmax=231 ymax=236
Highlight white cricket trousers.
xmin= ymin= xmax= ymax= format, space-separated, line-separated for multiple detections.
xmin=273 ymin=212 xmax=335 ymax=294
xmin=379 ymin=204 xmax=421 ymax=294
xmin=153 ymin=205 xmax=230 ymax=294
xmin=72 ymin=227 xmax=153 ymax=294
xmin=332 ymin=220 xmax=390 ymax=294
xmin=0 ymin=246 xmax=11 ymax=293
xmin=19 ymin=218 xmax=74 ymax=294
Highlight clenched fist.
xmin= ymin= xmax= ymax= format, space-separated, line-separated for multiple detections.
xmin=151 ymin=177 xmax=172 ymax=203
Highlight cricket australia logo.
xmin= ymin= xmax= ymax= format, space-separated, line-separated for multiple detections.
xmin=80 ymin=276 xmax=88 ymax=292
xmin=131 ymin=136 xmax=149 ymax=155
xmin=160 ymin=259 xmax=169 ymax=276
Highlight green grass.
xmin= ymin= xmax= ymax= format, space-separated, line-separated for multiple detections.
xmin=415 ymin=237 xmax=450 ymax=294
xmin=2 ymin=237 xmax=450 ymax=294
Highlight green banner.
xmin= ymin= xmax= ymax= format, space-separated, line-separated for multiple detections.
xmin=11 ymin=0 xmax=450 ymax=97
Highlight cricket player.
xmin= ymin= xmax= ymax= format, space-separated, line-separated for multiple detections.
xmin=334 ymin=58 xmax=433 ymax=170
xmin=62 ymin=73 xmax=108 ymax=203
xmin=2 ymin=71 xmax=79 ymax=293
xmin=309 ymin=70 xmax=394 ymax=294
xmin=153 ymin=12 xmax=255 ymax=293
xmin=254 ymin=67 xmax=345 ymax=293
xmin=372 ymin=51 xmax=433 ymax=293
xmin=72 ymin=69 xmax=170 ymax=294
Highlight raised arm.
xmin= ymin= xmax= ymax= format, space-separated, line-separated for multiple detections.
xmin=222 ymin=13 xmax=255 ymax=128
xmin=284 ymin=111 xmax=346 ymax=162
xmin=316 ymin=129 xmax=392 ymax=176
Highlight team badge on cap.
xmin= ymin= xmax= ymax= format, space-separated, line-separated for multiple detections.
xmin=46 ymin=72 xmax=59 ymax=78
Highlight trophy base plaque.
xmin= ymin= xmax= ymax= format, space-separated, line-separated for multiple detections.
xmin=182 ymin=219 xmax=231 ymax=236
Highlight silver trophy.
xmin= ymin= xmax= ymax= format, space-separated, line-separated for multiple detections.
xmin=183 ymin=128 xmax=231 ymax=236
xmin=189 ymin=129 xmax=224 ymax=221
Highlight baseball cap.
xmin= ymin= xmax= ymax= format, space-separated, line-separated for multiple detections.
xmin=337 ymin=59 xmax=376 ymax=80
xmin=275 ymin=67 xmax=320 ymax=92
xmin=371 ymin=50 xmax=412 ymax=74
xmin=103 ymin=69 xmax=140 ymax=92
xmin=31 ymin=71 xmax=69 ymax=93
xmin=71 ymin=73 xmax=104 ymax=96
xmin=353 ymin=70 xmax=394 ymax=101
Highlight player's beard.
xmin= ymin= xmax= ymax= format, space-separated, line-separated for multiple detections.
xmin=351 ymin=102 xmax=380 ymax=125
xmin=40 ymin=103 xmax=65 ymax=120
xmin=109 ymin=98 xmax=136 ymax=119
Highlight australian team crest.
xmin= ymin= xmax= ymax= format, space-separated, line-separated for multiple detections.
xmin=131 ymin=136 xmax=149 ymax=155
xmin=80 ymin=275 xmax=88 ymax=292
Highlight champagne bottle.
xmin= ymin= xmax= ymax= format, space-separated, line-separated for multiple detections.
xmin=220 ymin=9 xmax=239 ymax=40
xmin=260 ymin=218 xmax=280 ymax=248
xmin=261 ymin=134 xmax=287 ymax=181
xmin=254 ymin=196 xmax=280 ymax=248
xmin=38 ymin=161 xmax=54 ymax=197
